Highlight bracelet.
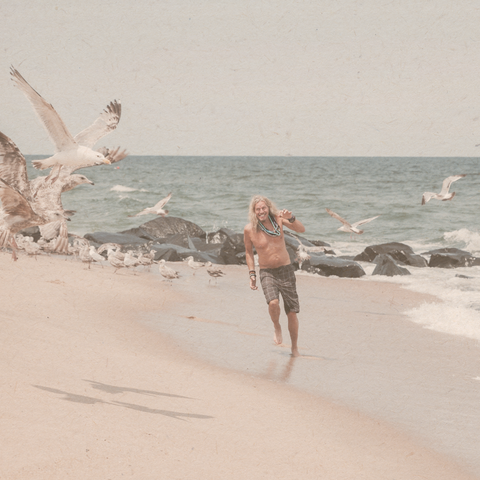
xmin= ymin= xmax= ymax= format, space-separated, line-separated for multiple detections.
xmin=288 ymin=215 xmax=296 ymax=223
xmin=249 ymin=270 xmax=255 ymax=274
xmin=249 ymin=273 xmax=256 ymax=278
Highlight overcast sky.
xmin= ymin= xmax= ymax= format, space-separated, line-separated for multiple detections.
xmin=1 ymin=1 xmax=480 ymax=157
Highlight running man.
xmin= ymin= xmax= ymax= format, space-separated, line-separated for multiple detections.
xmin=244 ymin=195 xmax=305 ymax=357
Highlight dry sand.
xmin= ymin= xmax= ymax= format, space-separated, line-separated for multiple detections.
xmin=0 ymin=253 xmax=477 ymax=479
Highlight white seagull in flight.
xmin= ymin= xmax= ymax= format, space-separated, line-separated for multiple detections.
xmin=326 ymin=208 xmax=379 ymax=235
xmin=10 ymin=66 xmax=120 ymax=175
xmin=421 ymin=175 xmax=466 ymax=205
xmin=129 ymin=192 xmax=172 ymax=217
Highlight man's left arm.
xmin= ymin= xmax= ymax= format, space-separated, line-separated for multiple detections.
xmin=278 ymin=209 xmax=305 ymax=233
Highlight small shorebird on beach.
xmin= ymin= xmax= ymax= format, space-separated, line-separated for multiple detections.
xmin=129 ymin=192 xmax=172 ymax=217
xmin=107 ymin=249 xmax=125 ymax=273
xmin=185 ymin=255 xmax=205 ymax=275
xmin=89 ymin=246 xmax=105 ymax=267
xmin=10 ymin=66 xmax=120 ymax=179
xmin=205 ymin=262 xmax=225 ymax=284
xmin=421 ymin=175 xmax=466 ymax=205
xmin=158 ymin=259 xmax=180 ymax=281
xmin=326 ymin=208 xmax=379 ymax=235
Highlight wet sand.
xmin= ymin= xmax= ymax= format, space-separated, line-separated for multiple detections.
xmin=0 ymin=253 xmax=478 ymax=479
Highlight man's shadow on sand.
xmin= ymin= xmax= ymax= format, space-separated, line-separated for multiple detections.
xmin=32 ymin=384 xmax=213 ymax=421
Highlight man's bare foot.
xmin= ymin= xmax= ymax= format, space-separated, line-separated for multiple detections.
xmin=273 ymin=325 xmax=283 ymax=345
xmin=291 ymin=347 xmax=300 ymax=357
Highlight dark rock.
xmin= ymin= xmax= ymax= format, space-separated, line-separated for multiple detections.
xmin=178 ymin=250 xmax=225 ymax=264
xmin=302 ymin=254 xmax=365 ymax=278
xmin=119 ymin=227 xmax=158 ymax=241
xmin=355 ymin=242 xmax=427 ymax=267
xmin=423 ymin=247 xmax=471 ymax=256
xmin=428 ymin=251 xmax=480 ymax=268
xmin=372 ymin=254 xmax=411 ymax=276
xmin=455 ymin=274 xmax=473 ymax=279
xmin=283 ymin=232 xmax=315 ymax=249
xmin=219 ymin=229 xmax=246 ymax=265
xmin=84 ymin=231 xmax=147 ymax=249
xmin=309 ymin=239 xmax=331 ymax=247
xmin=150 ymin=246 xmax=182 ymax=262
xmin=191 ymin=237 xmax=224 ymax=256
xmin=207 ymin=227 xmax=237 ymax=244
xmin=139 ymin=216 xmax=206 ymax=240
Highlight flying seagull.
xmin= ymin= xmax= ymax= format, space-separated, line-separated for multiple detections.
xmin=28 ymin=146 xmax=128 ymax=254
xmin=421 ymin=175 xmax=466 ymax=205
xmin=129 ymin=192 xmax=172 ymax=217
xmin=10 ymin=66 xmax=120 ymax=176
xmin=326 ymin=208 xmax=379 ymax=235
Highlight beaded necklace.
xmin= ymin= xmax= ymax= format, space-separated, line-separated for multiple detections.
xmin=258 ymin=215 xmax=281 ymax=237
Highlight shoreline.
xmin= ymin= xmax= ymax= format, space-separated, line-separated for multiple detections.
xmin=1 ymin=253 xmax=478 ymax=479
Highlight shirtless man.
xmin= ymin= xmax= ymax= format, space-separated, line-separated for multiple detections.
xmin=244 ymin=195 xmax=305 ymax=357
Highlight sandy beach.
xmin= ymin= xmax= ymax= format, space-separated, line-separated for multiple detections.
xmin=1 ymin=252 xmax=478 ymax=479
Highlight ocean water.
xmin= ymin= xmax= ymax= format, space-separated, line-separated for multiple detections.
xmin=26 ymin=155 xmax=480 ymax=343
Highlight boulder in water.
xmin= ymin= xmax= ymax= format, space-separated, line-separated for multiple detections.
xmin=355 ymin=242 xmax=427 ymax=267
xmin=302 ymin=253 xmax=365 ymax=278
xmin=138 ymin=216 xmax=206 ymax=240
xmin=372 ymin=254 xmax=411 ymax=276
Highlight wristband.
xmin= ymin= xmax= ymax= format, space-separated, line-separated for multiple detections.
xmin=288 ymin=215 xmax=296 ymax=223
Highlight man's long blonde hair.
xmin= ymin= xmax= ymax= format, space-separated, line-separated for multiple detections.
xmin=249 ymin=195 xmax=279 ymax=231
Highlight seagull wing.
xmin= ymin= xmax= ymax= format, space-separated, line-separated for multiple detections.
xmin=351 ymin=215 xmax=380 ymax=228
xmin=96 ymin=146 xmax=129 ymax=164
xmin=325 ymin=208 xmax=351 ymax=227
xmin=10 ymin=67 xmax=77 ymax=152
xmin=74 ymin=100 xmax=122 ymax=148
xmin=0 ymin=178 xmax=37 ymax=225
xmin=0 ymin=131 xmax=33 ymax=201
xmin=153 ymin=192 xmax=172 ymax=211
xmin=440 ymin=175 xmax=466 ymax=195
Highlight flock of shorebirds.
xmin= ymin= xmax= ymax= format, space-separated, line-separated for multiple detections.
xmin=0 ymin=67 xmax=225 ymax=282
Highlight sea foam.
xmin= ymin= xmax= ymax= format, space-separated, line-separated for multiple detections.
xmin=110 ymin=185 xmax=137 ymax=192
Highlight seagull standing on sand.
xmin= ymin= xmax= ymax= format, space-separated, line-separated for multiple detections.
xmin=129 ymin=192 xmax=172 ymax=217
xmin=185 ymin=255 xmax=205 ymax=275
xmin=10 ymin=67 xmax=120 ymax=177
xmin=158 ymin=259 xmax=180 ymax=281
xmin=326 ymin=208 xmax=379 ymax=235
xmin=205 ymin=262 xmax=225 ymax=284
xmin=421 ymin=175 xmax=466 ymax=205
xmin=89 ymin=246 xmax=105 ymax=266
xmin=107 ymin=249 xmax=125 ymax=273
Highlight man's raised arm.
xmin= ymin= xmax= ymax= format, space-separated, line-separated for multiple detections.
xmin=279 ymin=209 xmax=305 ymax=233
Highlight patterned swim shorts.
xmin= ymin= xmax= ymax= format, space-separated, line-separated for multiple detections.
xmin=259 ymin=264 xmax=300 ymax=314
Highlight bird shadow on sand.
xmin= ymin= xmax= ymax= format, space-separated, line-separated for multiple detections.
xmin=32 ymin=385 xmax=212 ymax=421
xmin=83 ymin=379 xmax=192 ymax=399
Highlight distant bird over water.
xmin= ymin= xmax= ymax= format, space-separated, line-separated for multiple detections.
xmin=10 ymin=66 xmax=119 ymax=177
xmin=421 ymin=175 xmax=466 ymax=205
xmin=326 ymin=208 xmax=379 ymax=235
xmin=130 ymin=192 xmax=172 ymax=217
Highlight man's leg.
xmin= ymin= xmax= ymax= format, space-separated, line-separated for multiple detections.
xmin=268 ymin=299 xmax=283 ymax=345
xmin=287 ymin=311 xmax=300 ymax=357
